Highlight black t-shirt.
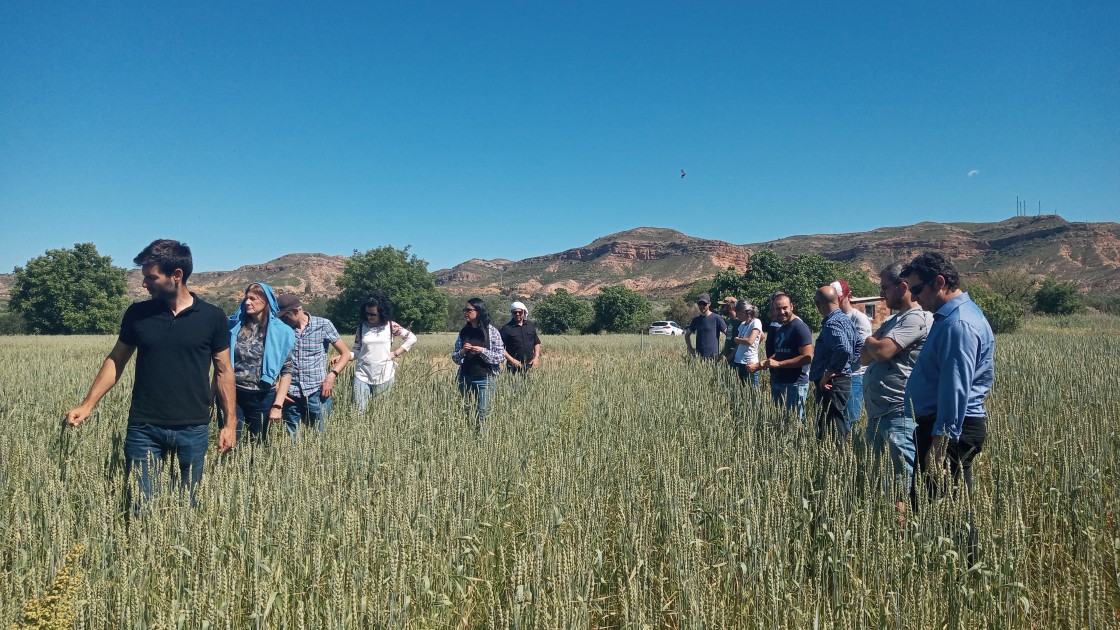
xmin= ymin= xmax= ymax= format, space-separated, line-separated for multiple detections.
xmin=458 ymin=325 xmax=492 ymax=380
xmin=118 ymin=295 xmax=229 ymax=426
xmin=688 ymin=312 xmax=727 ymax=358
xmin=770 ymin=318 xmax=812 ymax=385
xmin=499 ymin=320 xmax=541 ymax=364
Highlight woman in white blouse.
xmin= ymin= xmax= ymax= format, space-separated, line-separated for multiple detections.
xmin=350 ymin=294 xmax=416 ymax=411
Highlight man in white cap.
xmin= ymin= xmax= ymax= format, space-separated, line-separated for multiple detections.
xmin=831 ymin=279 xmax=872 ymax=432
xmin=499 ymin=301 xmax=541 ymax=375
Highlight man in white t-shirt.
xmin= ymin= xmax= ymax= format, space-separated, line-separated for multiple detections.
xmin=831 ymin=280 xmax=872 ymax=433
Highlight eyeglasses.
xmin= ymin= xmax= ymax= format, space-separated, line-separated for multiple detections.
xmin=365 ymin=311 xmax=380 ymax=318
xmin=879 ymin=282 xmax=900 ymax=293
xmin=909 ymin=280 xmax=928 ymax=296
xmin=463 ymin=308 xmax=476 ymax=313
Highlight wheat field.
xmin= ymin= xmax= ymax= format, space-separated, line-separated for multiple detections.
xmin=1 ymin=316 xmax=1118 ymax=628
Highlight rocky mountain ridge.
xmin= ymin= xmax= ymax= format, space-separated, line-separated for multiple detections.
xmin=1 ymin=216 xmax=1117 ymax=303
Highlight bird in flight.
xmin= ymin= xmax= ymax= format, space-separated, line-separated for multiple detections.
xmin=681 ymin=169 xmax=686 ymax=178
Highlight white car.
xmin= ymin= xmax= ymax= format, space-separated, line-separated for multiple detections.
xmin=649 ymin=321 xmax=685 ymax=335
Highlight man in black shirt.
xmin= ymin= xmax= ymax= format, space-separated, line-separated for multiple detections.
xmin=499 ymin=301 xmax=541 ymax=375
xmin=66 ymin=239 xmax=237 ymax=506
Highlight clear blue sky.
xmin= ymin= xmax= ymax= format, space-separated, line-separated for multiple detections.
xmin=2 ymin=2 xmax=1117 ymax=273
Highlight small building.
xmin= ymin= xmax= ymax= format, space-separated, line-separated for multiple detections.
xmin=851 ymin=296 xmax=891 ymax=330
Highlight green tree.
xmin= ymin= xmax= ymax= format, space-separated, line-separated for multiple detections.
xmin=1033 ymin=277 xmax=1084 ymax=315
xmin=534 ymin=289 xmax=593 ymax=334
xmin=967 ymin=284 xmax=1023 ymax=333
xmin=981 ymin=269 xmax=1038 ymax=312
xmin=9 ymin=243 xmax=130 ymax=334
xmin=0 ymin=310 xmax=27 ymax=335
xmin=444 ymin=294 xmax=515 ymax=331
xmin=661 ymin=296 xmax=696 ymax=327
xmin=706 ymin=250 xmax=875 ymax=331
xmin=592 ymin=285 xmax=652 ymax=333
xmin=327 ymin=246 xmax=447 ymax=334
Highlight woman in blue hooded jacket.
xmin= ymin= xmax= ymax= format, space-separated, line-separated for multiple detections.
xmin=227 ymin=282 xmax=297 ymax=444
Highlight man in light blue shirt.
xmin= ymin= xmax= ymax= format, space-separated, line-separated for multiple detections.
xmin=903 ymin=252 xmax=994 ymax=561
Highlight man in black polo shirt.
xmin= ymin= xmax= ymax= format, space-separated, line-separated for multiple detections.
xmin=499 ymin=301 xmax=541 ymax=375
xmin=66 ymin=239 xmax=236 ymax=505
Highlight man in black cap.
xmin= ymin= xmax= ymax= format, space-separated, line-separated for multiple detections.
xmin=684 ymin=293 xmax=727 ymax=359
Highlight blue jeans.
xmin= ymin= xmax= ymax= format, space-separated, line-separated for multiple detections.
xmin=123 ymin=423 xmax=210 ymax=509
xmin=458 ymin=375 xmax=497 ymax=428
xmin=770 ymin=381 xmax=809 ymax=421
xmin=736 ymin=363 xmax=760 ymax=387
xmin=233 ymin=388 xmax=275 ymax=444
xmin=845 ymin=373 xmax=864 ymax=433
xmin=353 ymin=377 xmax=394 ymax=411
xmin=283 ymin=390 xmax=331 ymax=436
xmin=864 ymin=411 xmax=918 ymax=494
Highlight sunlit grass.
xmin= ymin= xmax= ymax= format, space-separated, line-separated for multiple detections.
xmin=0 ymin=326 xmax=1117 ymax=628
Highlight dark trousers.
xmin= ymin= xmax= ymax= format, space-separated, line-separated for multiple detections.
xmin=911 ymin=415 xmax=987 ymax=561
xmin=813 ymin=378 xmax=852 ymax=442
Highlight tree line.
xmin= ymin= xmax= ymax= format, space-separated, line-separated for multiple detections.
xmin=1 ymin=243 xmax=1093 ymax=336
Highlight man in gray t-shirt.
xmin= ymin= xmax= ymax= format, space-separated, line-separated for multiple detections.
xmin=859 ymin=264 xmax=933 ymax=503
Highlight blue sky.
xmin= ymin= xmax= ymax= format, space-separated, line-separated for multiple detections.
xmin=2 ymin=2 xmax=1117 ymax=273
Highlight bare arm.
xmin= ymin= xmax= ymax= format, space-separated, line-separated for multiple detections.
xmin=323 ymin=338 xmax=352 ymax=398
xmin=212 ymin=349 xmax=238 ymax=452
xmin=328 ymin=338 xmax=353 ymax=372
xmin=862 ymin=335 xmax=903 ymax=365
xmin=768 ymin=344 xmax=813 ymax=369
xmin=270 ymin=374 xmax=292 ymax=422
xmin=66 ymin=340 xmax=136 ymax=427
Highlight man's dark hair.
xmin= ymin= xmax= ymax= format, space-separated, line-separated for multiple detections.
xmin=359 ymin=293 xmax=395 ymax=327
xmin=901 ymin=252 xmax=960 ymax=291
xmin=134 ymin=239 xmax=193 ymax=282
xmin=879 ymin=262 xmax=907 ymax=285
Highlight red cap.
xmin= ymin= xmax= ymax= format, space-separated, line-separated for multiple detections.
xmin=831 ymin=280 xmax=851 ymax=300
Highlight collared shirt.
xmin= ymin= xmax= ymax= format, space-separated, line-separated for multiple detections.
xmin=721 ymin=316 xmax=742 ymax=358
xmin=905 ymin=292 xmax=995 ymax=440
xmin=452 ymin=324 xmax=505 ymax=377
xmin=288 ymin=314 xmax=342 ymax=397
xmin=499 ymin=319 xmax=541 ymax=364
xmin=118 ymin=294 xmax=229 ymax=426
xmin=808 ymin=308 xmax=862 ymax=382
xmin=845 ymin=308 xmax=872 ymax=376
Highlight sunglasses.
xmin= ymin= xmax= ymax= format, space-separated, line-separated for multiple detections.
xmin=909 ymin=280 xmax=928 ymax=296
xmin=463 ymin=308 xmax=476 ymax=313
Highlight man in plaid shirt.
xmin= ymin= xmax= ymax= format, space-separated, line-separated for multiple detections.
xmin=277 ymin=294 xmax=352 ymax=435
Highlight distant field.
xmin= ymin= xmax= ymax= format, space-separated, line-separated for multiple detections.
xmin=1 ymin=319 xmax=1117 ymax=628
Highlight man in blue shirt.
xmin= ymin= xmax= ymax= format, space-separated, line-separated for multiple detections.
xmin=760 ymin=291 xmax=814 ymax=421
xmin=685 ymin=293 xmax=727 ymax=359
xmin=903 ymin=252 xmax=994 ymax=560
xmin=808 ymin=285 xmax=863 ymax=442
